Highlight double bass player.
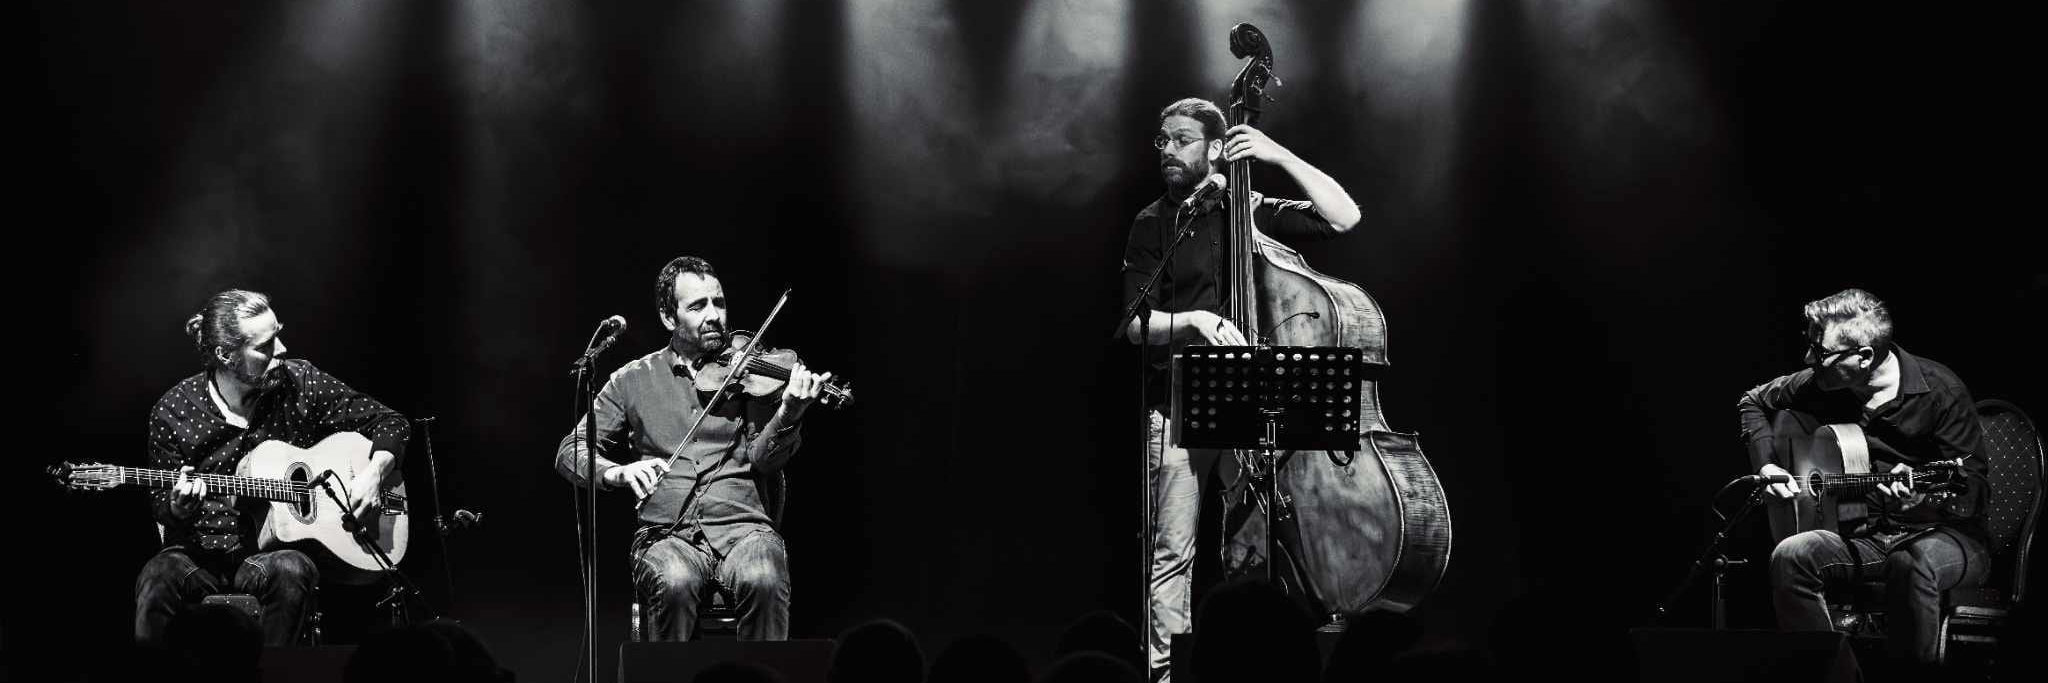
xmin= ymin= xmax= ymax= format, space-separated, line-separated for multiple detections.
xmin=1120 ymin=96 xmax=1362 ymax=682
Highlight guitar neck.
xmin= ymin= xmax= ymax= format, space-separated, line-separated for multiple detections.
xmin=1810 ymin=471 xmax=1920 ymax=494
xmin=113 ymin=467 xmax=305 ymax=504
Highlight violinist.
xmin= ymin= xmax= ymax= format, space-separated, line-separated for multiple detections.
xmin=554 ymin=255 xmax=831 ymax=641
xmin=1120 ymin=97 xmax=1362 ymax=682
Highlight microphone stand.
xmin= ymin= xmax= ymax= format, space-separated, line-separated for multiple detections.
xmin=1108 ymin=203 xmax=1207 ymax=342
xmin=1653 ymin=477 xmax=1770 ymax=628
xmin=416 ymin=416 xmax=472 ymax=621
xmin=1107 ymin=201 xmax=1205 ymax=670
xmin=570 ymin=320 xmax=621 ymax=683
xmin=312 ymin=477 xmax=434 ymax=629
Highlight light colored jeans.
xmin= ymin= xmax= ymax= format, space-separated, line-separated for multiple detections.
xmin=633 ymin=528 xmax=791 ymax=641
xmin=1145 ymin=410 xmax=1228 ymax=682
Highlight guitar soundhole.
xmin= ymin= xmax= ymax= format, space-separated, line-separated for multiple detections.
xmin=288 ymin=466 xmax=313 ymax=519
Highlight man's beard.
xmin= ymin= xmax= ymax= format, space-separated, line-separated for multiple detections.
xmin=229 ymin=361 xmax=288 ymax=397
xmin=681 ymin=326 xmax=729 ymax=358
xmin=1162 ymin=159 xmax=1208 ymax=193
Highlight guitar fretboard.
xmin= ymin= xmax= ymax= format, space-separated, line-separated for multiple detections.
xmin=1809 ymin=471 xmax=1921 ymax=494
xmin=116 ymin=467 xmax=307 ymax=504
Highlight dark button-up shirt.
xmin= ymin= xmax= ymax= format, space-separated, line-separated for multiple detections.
xmin=556 ymin=345 xmax=802 ymax=556
xmin=1121 ymin=193 xmax=1343 ymax=406
xmin=1737 ymin=346 xmax=1988 ymax=539
xmin=148 ymin=359 xmax=410 ymax=556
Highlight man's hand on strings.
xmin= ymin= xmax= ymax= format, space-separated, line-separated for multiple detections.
xmin=604 ymin=459 xmax=671 ymax=499
xmin=1222 ymin=124 xmax=1300 ymax=167
xmin=170 ymin=466 xmax=207 ymax=519
xmin=345 ymin=466 xmax=388 ymax=537
xmin=781 ymin=362 xmax=831 ymax=420
xmin=1186 ymin=310 xmax=1249 ymax=346
xmin=1880 ymin=462 xmax=1915 ymax=498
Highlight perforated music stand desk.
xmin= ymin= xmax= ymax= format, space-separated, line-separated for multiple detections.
xmin=1169 ymin=345 xmax=1372 ymax=450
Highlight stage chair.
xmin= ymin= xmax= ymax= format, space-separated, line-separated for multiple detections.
xmin=1826 ymin=399 xmax=2042 ymax=666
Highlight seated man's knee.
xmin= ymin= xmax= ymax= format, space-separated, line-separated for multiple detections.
xmin=1884 ymin=547 xmax=1932 ymax=585
xmin=729 ymin=561 xmax=788 ymax=600
xmin=137 ymin=552 xmax=199 ymax=587
xmin=244 ymin=550 xmax=319 ymax=594
xmin=640 ymin=557 xmax=706 ymax=607
xmin=1769 ymin=533 xmax=1824 ymax=581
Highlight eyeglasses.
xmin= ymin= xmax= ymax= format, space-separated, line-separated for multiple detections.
xmin=1153 ymin=133 xmax=1206 ymax=151
xmin=1805 ymin=340 xmax=1862 ymax=367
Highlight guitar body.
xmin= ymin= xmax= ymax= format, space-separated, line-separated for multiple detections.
xmin=1766 ymin=423 xmax=1869 ymax=542
xmin=240 ymin=433 xmax=410 ymax=583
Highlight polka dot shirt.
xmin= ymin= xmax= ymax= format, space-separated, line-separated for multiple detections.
xmin=148 ymin=359 xmax=409 ymax=555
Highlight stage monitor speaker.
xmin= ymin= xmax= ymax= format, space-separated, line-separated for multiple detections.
xmin=620 ymin=639 xmax=836 ymax=683
xmin=259 ymin=645 xmax=356 ymax=683
xmin=1630 ymin=628 xmax=1861 ymax=683
xmin=1168 ymin=630 xmax=1344 ymax=682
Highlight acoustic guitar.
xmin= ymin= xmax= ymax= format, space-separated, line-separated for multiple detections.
xmin=1763 ymin=423 xmax=1966 ymax=542
xmin=50 ymin=432 xmax=409 ymax=583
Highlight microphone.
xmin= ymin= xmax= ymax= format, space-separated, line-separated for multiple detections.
xmin=589 ymin=315 xmax=628 ymax=355
xmin=439 ymin=509 xmax=484 ymax=535
xmin=1740 ymin=474 xmax=1792 ymax=484
xmin=307 ymin=470 xmax=360 ymax=534
xmin=569 ymin=316 xmax=630 ymax=375
xmin=1261 ymin=310 xmax=1322 ymax=340
xmin=1180 ymin=173 xmax=1228 ymax=209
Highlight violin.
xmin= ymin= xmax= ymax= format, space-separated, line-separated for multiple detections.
xmin=692 ymin=330 xmax=855 ymax=409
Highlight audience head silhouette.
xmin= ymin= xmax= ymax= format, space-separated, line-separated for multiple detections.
xmin=345 ymin=618 xmax=509 ymax=683
xmin=928 ymin=633 xmax=1030 ymax=683
xmin=1192 ymin=579 xmax=1320 ymax=683
xmin=1036 ymin=651 xmax=1140 ymax=683
xmin=829 ymin=618 xmax=925 ymax=683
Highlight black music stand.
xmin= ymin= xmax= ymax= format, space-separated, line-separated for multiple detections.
xmin=1171 ymin=346 xmax=1369 ymax=587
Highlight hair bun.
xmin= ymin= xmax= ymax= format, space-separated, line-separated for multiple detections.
xmin=184 ymin=313 xmax=204 ymax=340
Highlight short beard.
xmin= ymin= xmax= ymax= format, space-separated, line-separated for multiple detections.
xmin=1162 ymin=159 xmax=1209 ymax=194
xmin=677 ymin=327 xmax=728 ymax=360
xmin=229 ymin=361 xmax=287 ymax=397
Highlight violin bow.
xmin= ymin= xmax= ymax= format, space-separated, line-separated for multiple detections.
xmin=634 ymin=288 xmax=794 ymax=510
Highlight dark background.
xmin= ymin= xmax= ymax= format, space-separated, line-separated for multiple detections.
xmin=20 ymin=0 xmax=2041 ymax=680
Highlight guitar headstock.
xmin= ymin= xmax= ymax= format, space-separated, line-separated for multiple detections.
xmin=1916 ymin=459 xmax=1969 ymax=495
xmin=51 ymin=462 xmax=120 ymax=491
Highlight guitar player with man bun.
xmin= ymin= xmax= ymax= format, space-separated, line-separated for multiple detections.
xmin=133 ymin=289 xmax=409 ymax=646
xmin=1737 ymin=287 xmax=1990 ymax=671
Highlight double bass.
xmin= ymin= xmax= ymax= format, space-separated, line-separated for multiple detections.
xmin=1214 ymin=23 xmax=1451 ymax=617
